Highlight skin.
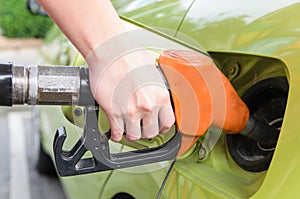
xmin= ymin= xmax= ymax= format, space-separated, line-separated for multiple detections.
xmin=38 ymin=0 xmax=175 ymax=141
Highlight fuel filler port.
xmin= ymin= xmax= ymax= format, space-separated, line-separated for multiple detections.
xmin=227 ymin=77 xmax=288 ymax=172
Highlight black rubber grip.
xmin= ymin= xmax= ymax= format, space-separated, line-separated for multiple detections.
xmin=0 ymin=62 xmax=12 ymax=106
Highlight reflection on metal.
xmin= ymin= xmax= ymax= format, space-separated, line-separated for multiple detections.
xmin=12 ymin=65 xmax=82 ymax=105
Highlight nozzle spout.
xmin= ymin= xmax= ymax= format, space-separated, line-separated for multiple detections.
xmin=240 ymin=115 xmax=279 ymax=149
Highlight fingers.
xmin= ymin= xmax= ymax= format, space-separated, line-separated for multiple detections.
xmin=125 ymin=117 xmax=142 ymax=141
xmin=109 ymin=117 xmax=124 ymax=142
xmin=109 ymin=104 xmax=174 ymax=142
xmin=109 ymin=116 xmax=144 ymax=142
xmin=141 ymin=109 xmax=159 ymax=139
xmin=159 ymin=102 xmax=175 ymax=133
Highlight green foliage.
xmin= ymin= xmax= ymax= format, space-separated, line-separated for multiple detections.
xmin=0 ymin=0 xmax=53 ymax=38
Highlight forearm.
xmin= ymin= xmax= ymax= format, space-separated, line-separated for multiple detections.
xmin=38 ymin=0 xmax=126 ymax=57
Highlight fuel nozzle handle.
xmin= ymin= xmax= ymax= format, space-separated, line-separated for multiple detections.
xmin=0 ymin=62 xmax=94 ymax=106
xmin=158 ymin=50 xmax=280 ymax=154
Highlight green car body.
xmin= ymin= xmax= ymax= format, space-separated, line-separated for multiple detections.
xmin=38 ymin=1 xmax=300 ymax=198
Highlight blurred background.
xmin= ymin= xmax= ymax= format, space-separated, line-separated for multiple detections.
xmin=0 ymin=0 xmax=66 ymax=198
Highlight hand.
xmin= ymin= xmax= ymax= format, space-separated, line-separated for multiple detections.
xmin=86 ymin=48 xmax=175 ymax=142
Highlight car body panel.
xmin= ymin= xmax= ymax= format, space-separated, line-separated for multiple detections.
xmin=111 ymin=0 xmax=194 ymax=35
xmin=177 ymin=1 xmax=300 ymax=198
xmin=232 ymin=3 xmax=300 ymax=199
xmin=38 ymin=0 xmax=300 ymax=198
xmin=178 ymin=0 xmax=300 ymax=51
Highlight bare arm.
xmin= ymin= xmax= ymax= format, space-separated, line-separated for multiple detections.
xmin=38 ymin=0 xmax=125 ymax=57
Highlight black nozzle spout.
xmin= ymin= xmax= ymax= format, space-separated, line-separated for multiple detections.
xmin=0 ymin=62 xmax=12 ymax=106
xmin=240 ymin=115 xmax=280 ymax=149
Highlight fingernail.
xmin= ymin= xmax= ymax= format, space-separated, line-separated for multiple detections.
xmin=160 ymin=127 xmax=170 ymax=134
xmin=111 ymin=133 xmax=123 ymax=142
xmin=142 ymin=132 xmax=158 ymax=139
xmin=126 ymin=134 xmax=140 ymax=141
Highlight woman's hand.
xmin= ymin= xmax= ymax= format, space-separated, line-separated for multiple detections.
xmin=86 ymin=49 xmax=175 ymax=141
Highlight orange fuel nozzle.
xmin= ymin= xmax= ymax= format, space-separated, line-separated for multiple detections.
xmin=158 ymin=50 xmax=250 ymax=155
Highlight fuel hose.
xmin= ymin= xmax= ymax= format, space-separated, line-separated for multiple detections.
xmin=0 ymin=62 xmax=13 ymax=106
xmin=0 ymin=63 xmax=94 ymax=106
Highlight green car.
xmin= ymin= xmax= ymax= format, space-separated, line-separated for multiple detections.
xmin=32 ymin=0 xmax=300 ymax=198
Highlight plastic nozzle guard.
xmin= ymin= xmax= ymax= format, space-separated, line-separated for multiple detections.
xmin=158 ymin=50 xmax=250 ymax=155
